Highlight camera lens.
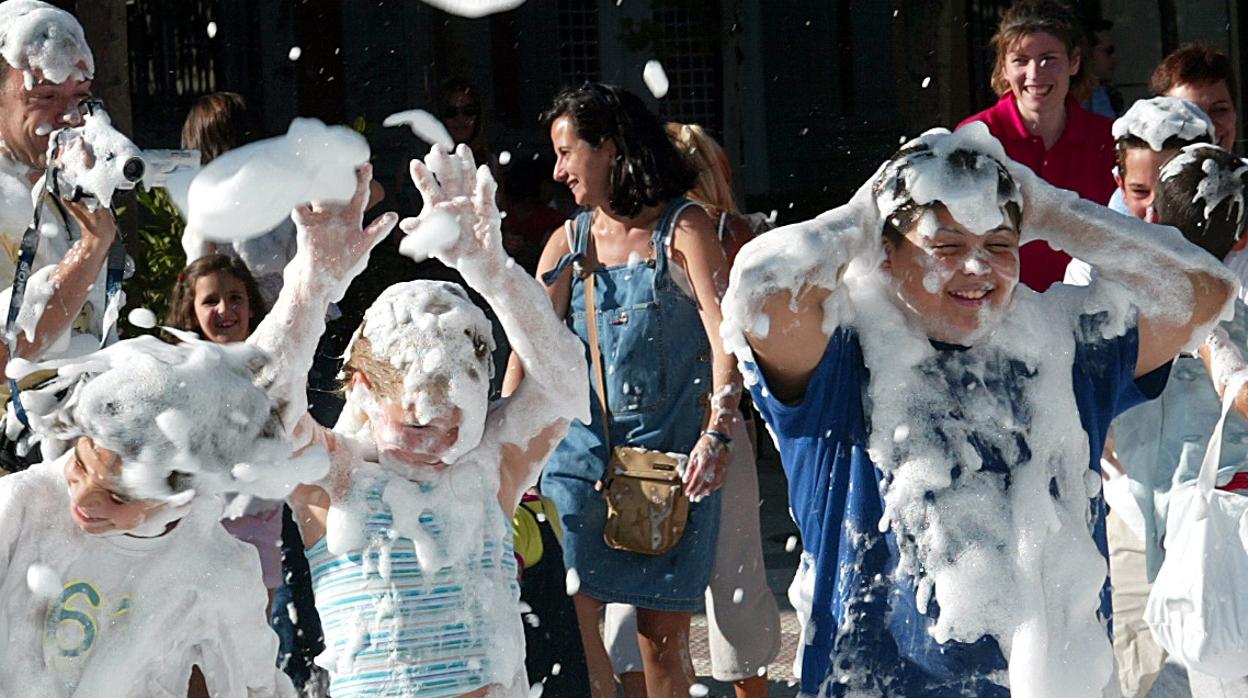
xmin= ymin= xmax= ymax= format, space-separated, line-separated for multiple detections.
xmin=122 ymin=157 xmax=145 ymax=183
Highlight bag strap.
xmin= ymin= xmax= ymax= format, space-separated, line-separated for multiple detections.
xmin=581 ymin=223 xmax=613 ymax=451
xmin=1197 ymin=372 xmax=1245 ymax=506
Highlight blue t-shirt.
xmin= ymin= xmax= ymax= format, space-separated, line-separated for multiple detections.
xmin=750 ymin=321 xmax=1169 ymax=697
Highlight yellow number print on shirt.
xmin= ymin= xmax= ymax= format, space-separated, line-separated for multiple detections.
xmin=44 ymin=580 xmax=131 ymax=673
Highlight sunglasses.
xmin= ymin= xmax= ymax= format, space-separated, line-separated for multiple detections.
xmin=443 ymin=105 xmax=481 ymax=119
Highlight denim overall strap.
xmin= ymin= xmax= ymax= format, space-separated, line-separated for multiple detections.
xmin=651 ymin=197 xmax=699 ymax=294
xmin=539 ymin=209 xmax=594 ymax=286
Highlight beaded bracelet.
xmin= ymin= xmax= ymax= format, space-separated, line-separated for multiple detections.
xmin=701 ymin=429 xmax=733 ymax=446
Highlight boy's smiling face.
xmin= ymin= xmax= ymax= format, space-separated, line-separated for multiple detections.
xmin=883 ymin=204 xmax=1021 ymax=344
xmin=63 ymin=437 xmax=167 ymax=535
xmin=1117 ymin=147 xmax=1176 ymax=220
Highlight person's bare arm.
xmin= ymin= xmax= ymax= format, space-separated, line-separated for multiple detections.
xmin=248 ymin=165 xmax=397 ymax=436
xmin=1 ymin=201 xmax=115 ymax=366
xmin=1003 ymin=160 xmax=1236 ymax=378
xmin=669 ymin=206 xmax=739 ymax=498
xmin=400 ymin=145 xmax=589 ymax=515
xmin=500 ymin=222 xmax=573 ymax=398
xmin=721 ymin=185 xmax=878 ymax=405
xmin=1199 ymin=325 xmax=1248 ymax=421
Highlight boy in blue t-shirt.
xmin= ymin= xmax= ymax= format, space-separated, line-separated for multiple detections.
xmin=721 ymin=124 xmax=1236 ymax=697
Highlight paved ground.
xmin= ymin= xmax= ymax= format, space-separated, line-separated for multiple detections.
xmin=687 ymin=442 xmax=803 ymax=698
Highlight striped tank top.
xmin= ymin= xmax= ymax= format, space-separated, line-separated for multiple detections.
xmin=307 ymin=474 xmax=523 ymax=697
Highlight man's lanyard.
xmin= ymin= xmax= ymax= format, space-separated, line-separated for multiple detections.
xmin=4 ymin=175 xmax=126 ymax=428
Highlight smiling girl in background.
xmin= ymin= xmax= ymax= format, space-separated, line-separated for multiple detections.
xmin=959 ymin=0 xmax=1115 ymax=292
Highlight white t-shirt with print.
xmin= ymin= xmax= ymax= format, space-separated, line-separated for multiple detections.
xmin=0 ymin=456 xmax=294 ymax=698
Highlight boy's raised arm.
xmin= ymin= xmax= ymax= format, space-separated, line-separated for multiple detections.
xmin=399 ymin=145 xmax=589 ymax=513
xmin=1006 ymin=162 xmax=1237 ymax=377
xmin=721 ymin=181 xmax=879 ymax=404
xmin=249 ymin=165 xmax=396 ymax=441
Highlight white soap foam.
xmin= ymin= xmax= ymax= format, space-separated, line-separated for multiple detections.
xmin=0 ymin=0 xmax=93 ymax=88
xmin=1112 ymin=96 xmax=1215 ymax=152
xmin=186 ymin=117 xmax=370 ymax=243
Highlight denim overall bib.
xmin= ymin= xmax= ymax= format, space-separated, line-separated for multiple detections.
xmin=539 ymin=198 xmax=721 ymax=611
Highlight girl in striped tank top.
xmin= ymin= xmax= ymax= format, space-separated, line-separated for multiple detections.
xmin=249 ymin=150 xmax=589 ymax=697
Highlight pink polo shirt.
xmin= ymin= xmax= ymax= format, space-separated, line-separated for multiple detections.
xmin=959 ymin=95 xmax=1115 ymax=292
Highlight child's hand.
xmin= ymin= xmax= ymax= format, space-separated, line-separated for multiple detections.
xmin=683 ymin=434 xmax=728 ymax=501
xmin=291 ymin=164 xmax=398 ymax=294
xmin=398 ymin=144 xmax=507 ymax=274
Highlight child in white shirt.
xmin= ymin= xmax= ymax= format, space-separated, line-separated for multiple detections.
xmin=0 ymin=336 xmax=297 ymax=697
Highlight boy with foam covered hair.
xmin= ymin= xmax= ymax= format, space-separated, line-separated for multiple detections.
xmin=1065 ymin=96 xmax=1214 ymax=286
xmin=721 ymin=123 xmax=1235 ymax=695
xmin=250 ymin=155 xmax=587 ymax=696
xmin=1108 ymin=143 xmax=1248 ymax=697
xmin=0 ymin=334 xmax=299 ymax=696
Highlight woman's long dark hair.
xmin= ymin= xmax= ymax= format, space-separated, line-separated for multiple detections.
xmin=165 ymin=254 xmax=268 ymax=338
xmin=542 ymin=82 xmax=696 ymax=217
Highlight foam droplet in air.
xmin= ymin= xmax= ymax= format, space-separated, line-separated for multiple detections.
xmin=383 ymin=109 xmax=454 ymax=150
xmin=732 ymin=587 xmax=744 ymax=604
xmin=288 ymin=46 xmax=302 ymax=61
xmin=922 ymin=76 xmax=932 ymax=88
xmin=206 ymin=21 xmax=217 ymax=38
xmin=643 ymin=60 xmax=669 ymax=99
xmin=499 ymin=150 xmax=512 ymax=166
xmin=689 ymin=683 xmax=709 ymax=697
xmin=565 ymin=567 xmax=581 ymax=596
xmin=785 ymin=535 xmax=798 ymax=552
xmin=26 ymin=563 xmax=61 ymax=599
xmin=399 ymin=208 xmax=460 ymax=262
xmin=551 ymin=663 xmax=562 ymax=676
xmin=128 ymin=308 xmax=157 ymax=329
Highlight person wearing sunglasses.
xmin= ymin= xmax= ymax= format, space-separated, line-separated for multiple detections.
xmin=439 ymin=76 xmax=492 ymax=167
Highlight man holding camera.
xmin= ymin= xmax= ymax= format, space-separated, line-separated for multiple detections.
xmin=0 ymin=1 xmax=124 ymax=472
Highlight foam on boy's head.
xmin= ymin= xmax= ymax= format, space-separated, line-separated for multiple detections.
xmin=1156 ymin=143 xmax=1248 ymax=260
xmin=874 ymin=124 xmax=1021 ymax=237
xmin=0 ymin=0 xmax=94 ymax=88
xmin=20 ymin=334 xmax=292 ymax=501
xmin=342 ymin=280 xmax=495 ymax=464
xmin=1113 ymin=96 xmax=1216 ymax=151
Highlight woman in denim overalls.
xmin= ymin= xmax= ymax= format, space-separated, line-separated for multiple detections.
xmin=507 ymin=84 xmax=740 ymax=697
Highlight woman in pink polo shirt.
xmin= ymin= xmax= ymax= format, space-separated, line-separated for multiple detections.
xmin=960 ymin=0 xmax=1115 ymax=292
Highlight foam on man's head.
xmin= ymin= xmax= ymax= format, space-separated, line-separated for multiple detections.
xmin=875 ymin=124 xmax=1022 ymax=238
xmin=1156 ymin=143 xmax=1248 ymax=261
xmin=19 ymin=334 xmax=294 ymax=501
xmin=0 ymin=0 xmax=94 ymax=88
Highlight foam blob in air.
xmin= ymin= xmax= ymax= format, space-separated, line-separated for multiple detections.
xmin=383 ymin=109 xmax=454 ymax=150
xmin=643 ymin=60 xmax=669 ymax=99
xmin=287 ymin=46 xmax=302 ymax=61
xmin=206 ymin=21 xmax=217 ymax=38
xmin=127 ymin=308 xmax=158 ymax=329
xmin=26 ymin=563 xmax=61 ymax=599
xmin=419 ymin=0 xmax=526 ymax=18
xmin=186 ymin=117 xmax=370 ymax=243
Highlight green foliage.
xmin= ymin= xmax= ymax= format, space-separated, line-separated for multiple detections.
xmin=115 ymin=188 xmax=187 ymax=335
